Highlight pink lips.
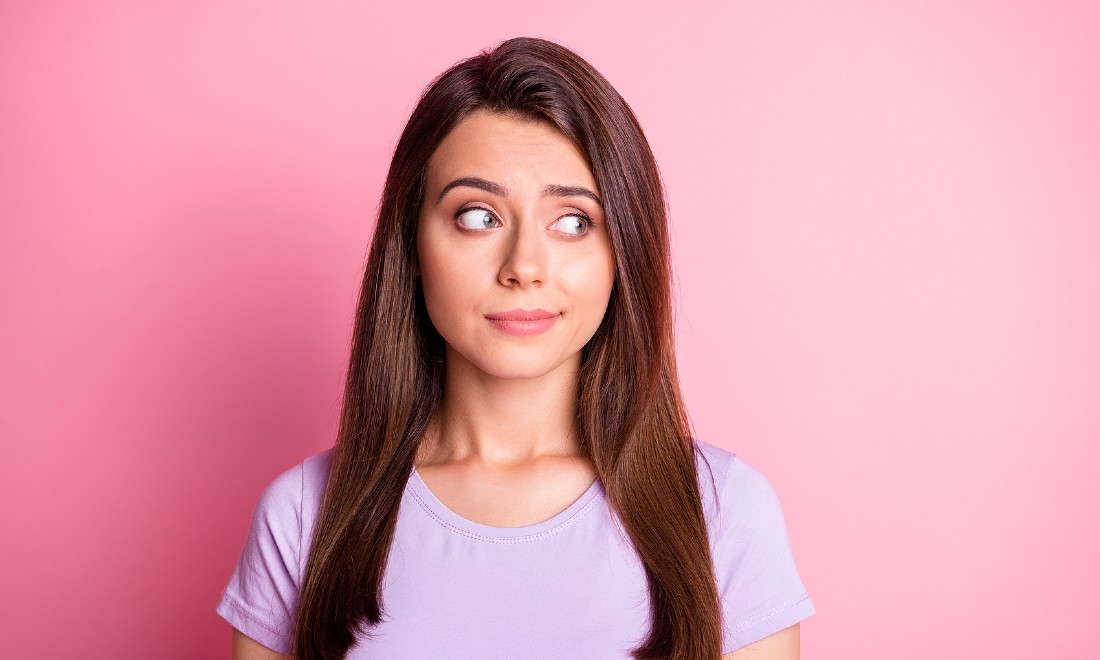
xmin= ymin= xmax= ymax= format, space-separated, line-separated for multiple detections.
xmin=485 ymin=308 xmax=559 ymax=336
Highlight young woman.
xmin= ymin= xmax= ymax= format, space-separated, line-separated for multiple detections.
xmin=216 ymin=37 xmax=815 ymax=659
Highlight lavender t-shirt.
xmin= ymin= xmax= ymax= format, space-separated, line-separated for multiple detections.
xmin=215 ymin=439 xmax=815 ymax=657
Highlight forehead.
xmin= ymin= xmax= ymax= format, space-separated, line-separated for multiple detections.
xmin=424 ymin=109 xmax=598 ymax=196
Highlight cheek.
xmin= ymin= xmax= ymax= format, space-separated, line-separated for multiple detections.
xmin=417 ymin=238 xmax=449 ymax=316
xmin=563 ymin=254 xmax=616 ymax=315
xmin=417 ymin=236 xmax=481 ymax=328
xmin=420 ymin=266 xmax=460 ymax=318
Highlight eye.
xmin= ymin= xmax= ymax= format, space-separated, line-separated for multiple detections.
xmin=552 ymin=214 xmax=592 ymax=236
xmin=456 ymin=207 xmax=501 ymax=230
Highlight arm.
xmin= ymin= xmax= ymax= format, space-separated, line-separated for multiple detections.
xmin=721 ymin=623 xmax=799 ymax=660
xmin=217 ymin=460 xmax=308 ymax=658
xmin=709 ymin=452 xmax=813 ymax=659
xmin=232 ymin=628 xmax=292 ymax=660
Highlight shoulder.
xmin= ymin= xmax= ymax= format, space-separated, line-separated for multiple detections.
xmin=216 ymin=448 xmax=336 ymax=653
xmin=690 ymin=439 xmax=816 ymax=653
xmin=690 ymin=438 xmax=799 ymax=571
xmin=691 ymin=438 xmax=768 ymax=485
xmin=691 ymin=437 xmax=736 ymax=493
xmin=253 ymin=448 xmax=334 ymax=515
xmin=255 ymin=447 xmax=335 ymax=531
xmin=691 ymin=438 xmax=787 ymax=530
xmin=242 ymin=447 xmax=336 ymax=573
xmin=691 ymin=438 xmax=768 ymax=530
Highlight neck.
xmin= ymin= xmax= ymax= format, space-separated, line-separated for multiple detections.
xmin=416 ymin=346 xmax=584 ymax=469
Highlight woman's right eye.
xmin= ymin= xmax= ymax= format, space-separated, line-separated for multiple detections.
xmin=456 ymin=207 xmax=501 ymax=230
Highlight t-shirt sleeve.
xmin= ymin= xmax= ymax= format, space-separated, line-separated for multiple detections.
xmin=713 ymin=455 xmax=815 ymax=653
xmin=215 ymin=462 xmax=305 ymax=655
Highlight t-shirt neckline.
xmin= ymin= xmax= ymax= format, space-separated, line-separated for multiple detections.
xmin=406 ymin=465 xmax=605 ymax=541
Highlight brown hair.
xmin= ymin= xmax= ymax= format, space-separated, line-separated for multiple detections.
xmin=293 ymin=36 xmax=723 ymax=659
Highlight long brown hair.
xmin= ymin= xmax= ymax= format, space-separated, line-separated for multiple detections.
xmin=294 ymin=37 xmax=723 ymax=659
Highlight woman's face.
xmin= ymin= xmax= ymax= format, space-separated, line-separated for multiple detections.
xmin=416 ymin=109 xmax=615 ymax=381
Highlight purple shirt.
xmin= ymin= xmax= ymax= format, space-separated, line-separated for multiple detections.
xmin=216 ymin=439 xmax=815 ymax=656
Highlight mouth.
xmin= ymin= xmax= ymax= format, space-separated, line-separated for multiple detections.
xmin=485 ymin=308 xmax=558 ymax=321
xmin=485 ymin=309 xmax=559 ymax=336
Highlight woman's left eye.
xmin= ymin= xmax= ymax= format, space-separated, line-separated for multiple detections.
xmin=553 ymin=214 xmax=591 ymax=236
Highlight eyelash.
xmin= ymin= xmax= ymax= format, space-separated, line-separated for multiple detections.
xmin=454 ymin=206 xmax=597 ymax=236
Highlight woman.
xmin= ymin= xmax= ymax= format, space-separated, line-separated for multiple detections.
xmin=217 ymin=37 xmax=815 ymax=659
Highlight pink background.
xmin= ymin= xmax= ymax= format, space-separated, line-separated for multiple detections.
xmin=2 ymin=1 xmax=1097 ymax=658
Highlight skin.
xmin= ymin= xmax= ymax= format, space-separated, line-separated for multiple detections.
xmin=231 ymin=629 xmax=289 ymax=659
xmin=231 ymin=109 xmax=799 ymax=659
xmin=410 ymin=108 xmax=614 ymax=524
xmin=722 ymin=623 xmax=800 ymax=659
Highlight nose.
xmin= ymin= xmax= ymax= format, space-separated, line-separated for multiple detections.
xmin=497 ymin=216 xmax=547 ymax=288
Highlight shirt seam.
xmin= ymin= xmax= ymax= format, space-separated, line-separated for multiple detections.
xmin=221 ymin=592 xmax=287 ymax=639
xmin=406 ymin=486 xmax=599 ymax=544
xmin=730 ymin=592 xmax=811 ymax=633
xmin=718 ymin=451 xmax=738 ymax=526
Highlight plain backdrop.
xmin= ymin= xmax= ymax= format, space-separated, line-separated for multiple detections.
xmin=2 ymin=1 xmax=1097 ymax=658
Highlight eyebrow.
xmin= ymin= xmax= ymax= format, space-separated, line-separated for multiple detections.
xmin=436 ymin=176 xmax=602 ymax=207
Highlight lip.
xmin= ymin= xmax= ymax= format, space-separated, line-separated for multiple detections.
xmin=485 ymin=308 xmax=558 ymax=321
xmin=485 ymin=308 xmax=559 ymax=337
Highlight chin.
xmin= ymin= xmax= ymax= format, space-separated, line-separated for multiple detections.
xmin=472 ymin=358 xmax=564 ymax=381
xmin=444 ymin=343 xmax=576 ymax=381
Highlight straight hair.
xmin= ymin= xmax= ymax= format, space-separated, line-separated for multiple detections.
xmin=294 ymin=36 xmax=723 ymax=659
